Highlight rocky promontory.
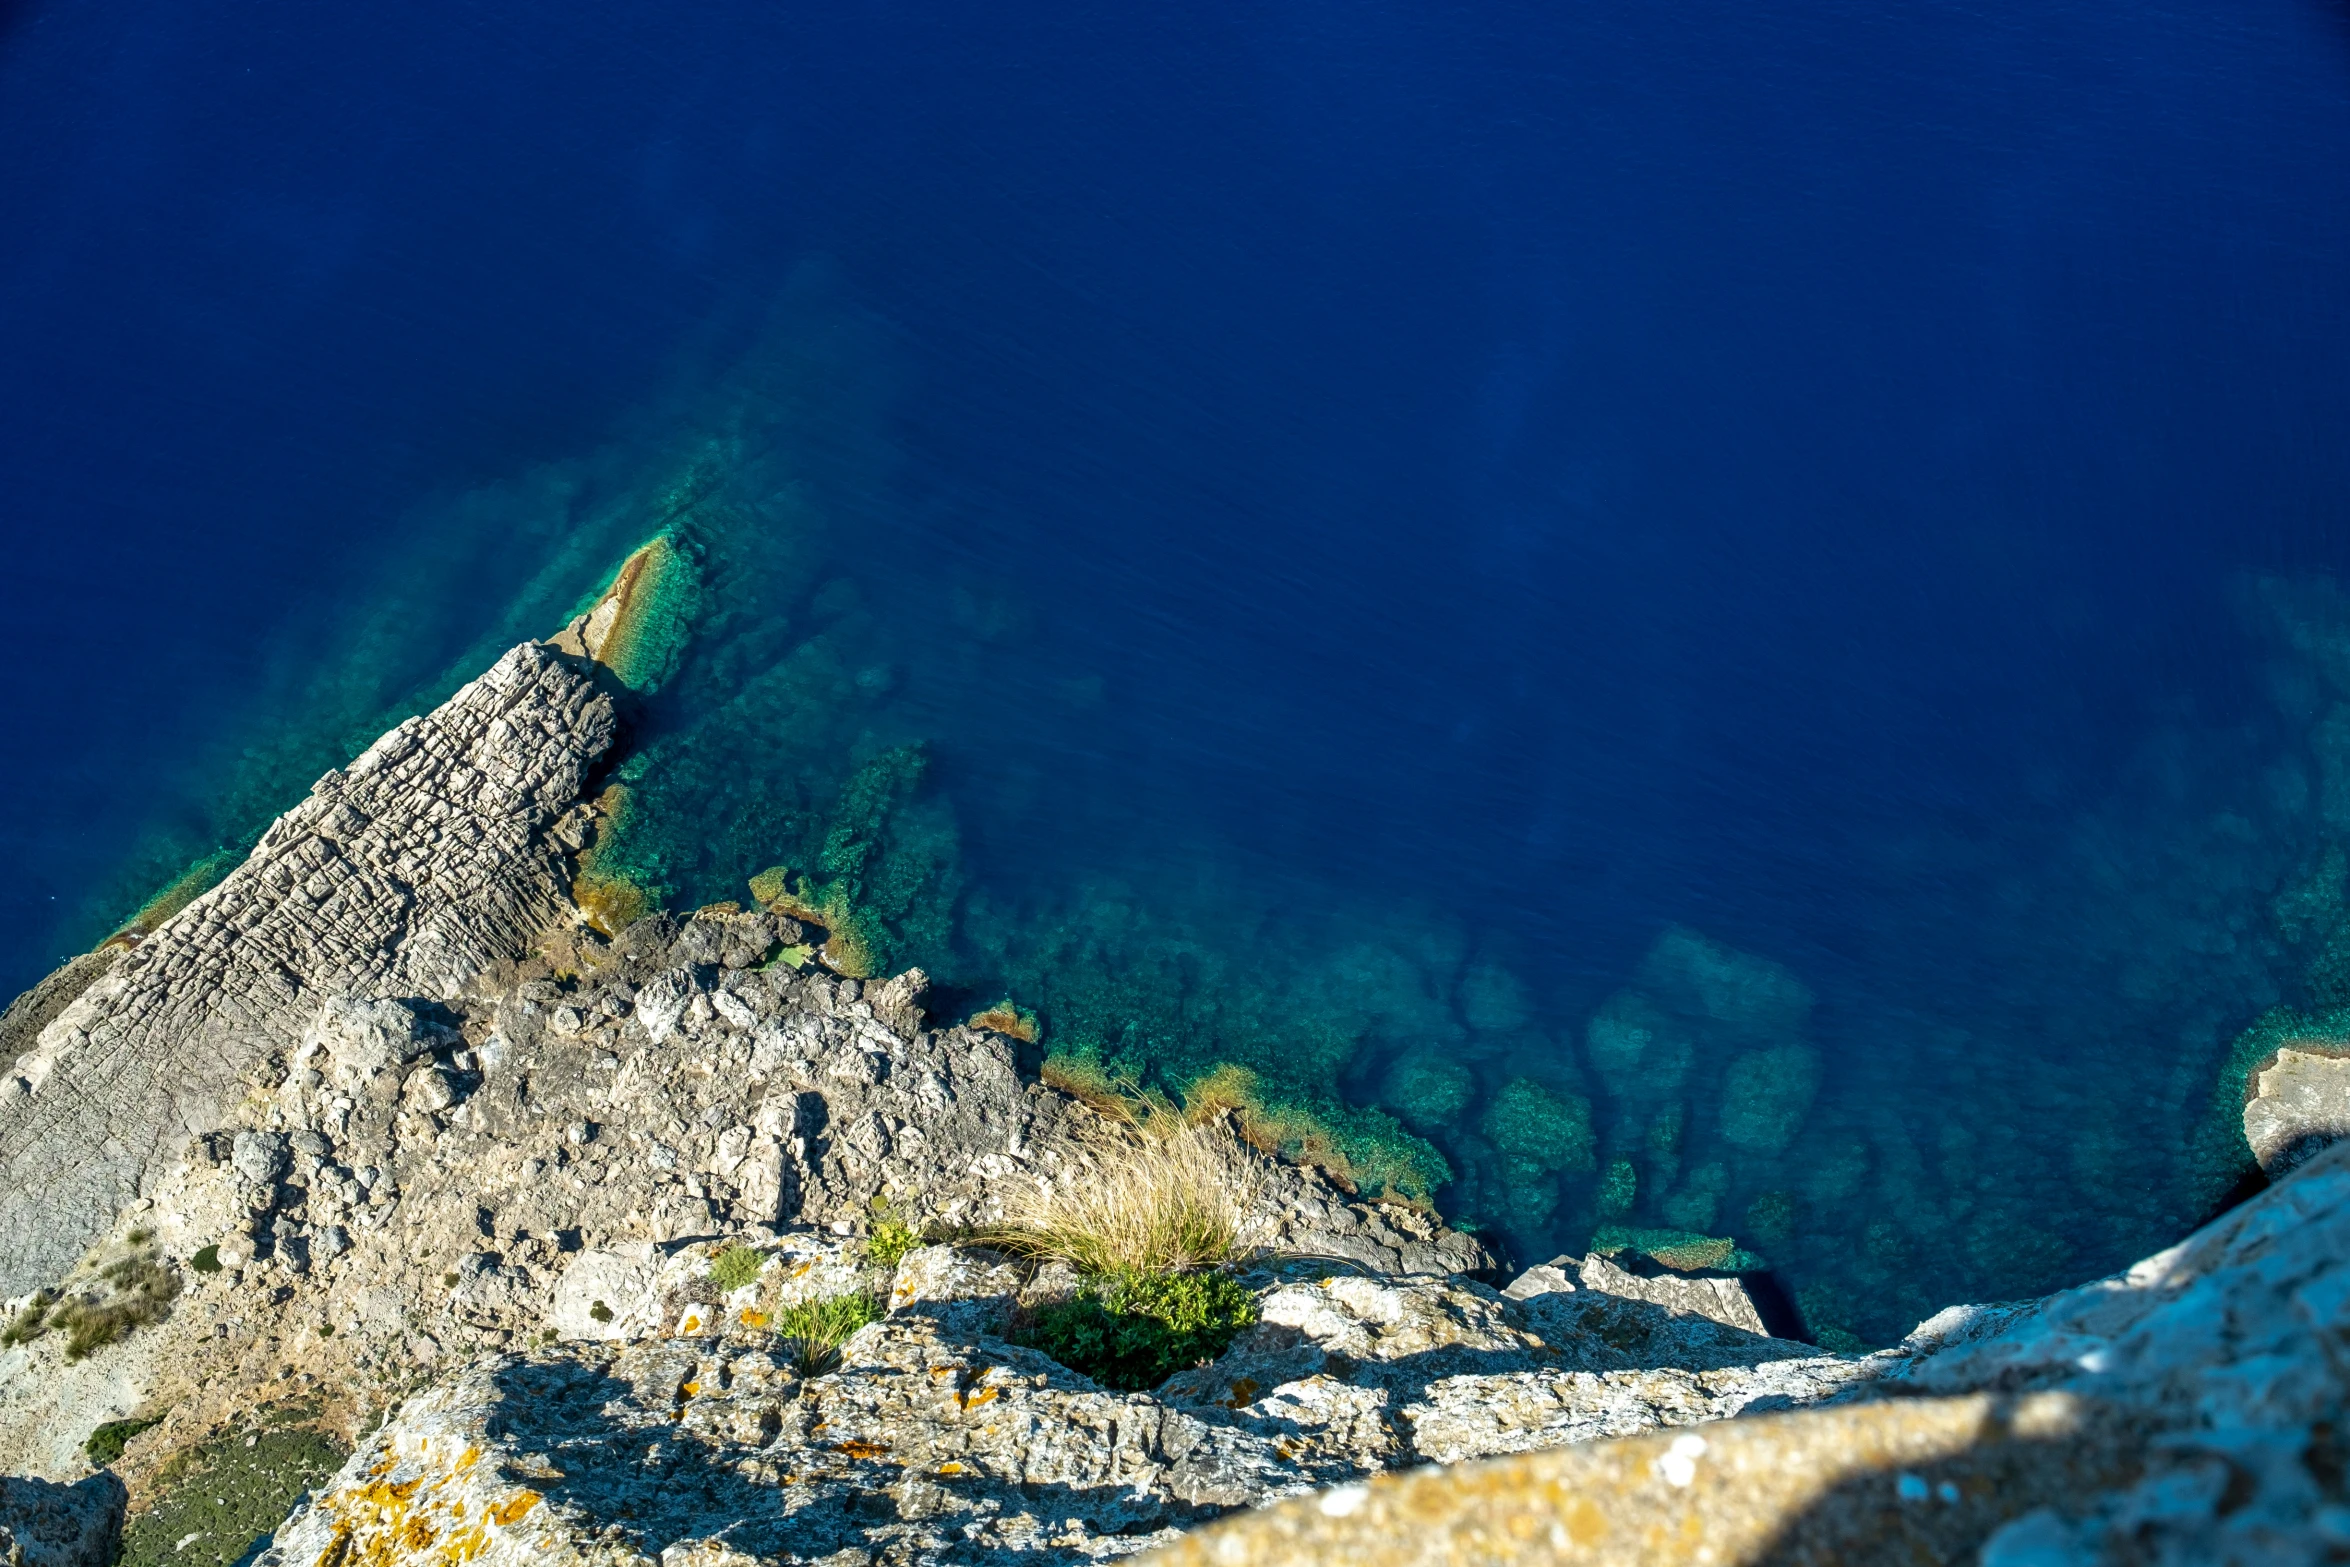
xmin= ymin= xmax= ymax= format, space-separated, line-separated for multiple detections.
xmin=5 ymin=636 xmax=2350 ymax=1566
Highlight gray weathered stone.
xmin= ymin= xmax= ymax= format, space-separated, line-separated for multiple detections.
xmin=2242 ymin=1044 xmax=2350 ymax=1175
xmin=0 ymin=643 xmax=615 ymax=1296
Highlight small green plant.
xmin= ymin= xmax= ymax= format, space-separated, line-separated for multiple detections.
xmin=588 ymin=1300 xmax=614 ymax=1324
xmin=1018 ymin=1270 xmax=1257 ymax=1392
xmin=865 ymin=1201 xmax=920 ymax=1270
xmin=5 ymin=1255 xmax=183 ymax=1361
xmin=2 ymin=1289 xmax=54 ymax=1348
xmin=316 ymin=1323 xmax=335 ymax=1338
xmin=708 ymin=1244 xmax=767 ymax=1293
xmin=85 ymin=1416 xmax=163 ymax=1467
xmin=772 ymin=1290 xmax=882 ymax=1377
xmin=189 ymin=1246 xmax=222 ymax=1275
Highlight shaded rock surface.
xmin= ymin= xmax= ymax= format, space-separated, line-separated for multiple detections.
xmin=1154 ymin=1136 xmax=2350 ymax=1564
xmin=0 ymin=1472 xmax=123 ymax=1567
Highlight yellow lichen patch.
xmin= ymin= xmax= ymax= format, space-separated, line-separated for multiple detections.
xmin=936 ymin=1462 xmax=967 ymax=1476
xmin=739 ymin=1310 xmax=768 ymax=1329
xmin=681 ymin=1381 xmax=701 ymax=1397
xmin=677 ymin=1312 xmax=704 ymax=1334
xmin=454 ymin=1447 xmax=482 ymax=1473
xmin=834 ymin=1440 xmax=891 ymax=1460
xmin=487 ymin=1491 xmax=541 ymax=1528
xmin=955 ymin=1387 xmax=1000 ymax=1413
xmin=1218 ymin=1378 xmax=1261 ymax=1410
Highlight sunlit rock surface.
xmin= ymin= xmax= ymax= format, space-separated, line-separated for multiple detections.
xmin=0 ymin=644 xmax=616 ymax=1298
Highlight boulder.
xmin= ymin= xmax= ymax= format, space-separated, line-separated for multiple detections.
xmin=2242 ymin=1044 xmax=2350 ymax=1174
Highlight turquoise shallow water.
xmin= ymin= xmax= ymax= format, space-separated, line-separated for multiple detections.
xmin=9 ymin=0 xmax=2350 ymax=1345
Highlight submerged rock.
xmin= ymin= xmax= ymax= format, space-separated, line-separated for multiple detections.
xmin=2242 ymin=1043 xmax=2350 ymax=1174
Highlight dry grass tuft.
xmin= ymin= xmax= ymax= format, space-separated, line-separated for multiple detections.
xmin=990 ymin=1119 xmax=1264 ymax=1280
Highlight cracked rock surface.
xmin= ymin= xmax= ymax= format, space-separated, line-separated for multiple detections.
xmin=0 ymin=644 xmax=617 ymax=1298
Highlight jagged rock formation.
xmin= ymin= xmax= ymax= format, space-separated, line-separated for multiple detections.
xmin=0 ymin=645 xmax=616 ymax=1298
xmin=9 ymin=632 xmax=2350 ymax=1567
xmin=250 ymin=1234 xmax=1872 ymax=1567
xmin=1152 ymin=1133 xmax=2350 ymax=1565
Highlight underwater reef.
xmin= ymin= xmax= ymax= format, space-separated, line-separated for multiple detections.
xmin=50 ymin=309 xmax=2350 ymax=1347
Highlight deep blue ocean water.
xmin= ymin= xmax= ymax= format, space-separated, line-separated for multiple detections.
xmin=8 ymin=0 xmax=2350 ymax=1341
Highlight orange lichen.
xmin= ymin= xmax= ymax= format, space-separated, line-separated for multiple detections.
xmin=487 ymin=1491 xmax=540 ymax=1527
xmin=834 ymin=1440 xmax=891 ymax=1459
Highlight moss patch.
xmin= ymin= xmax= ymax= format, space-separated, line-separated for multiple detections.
xmin=119 ymin=1423 xmax=347 ymax=1567
xmin=707 ymin=1244 xmax=767 ymax=1293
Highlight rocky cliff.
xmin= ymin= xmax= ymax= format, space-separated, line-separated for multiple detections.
xmin=4 ymin=638 xmax=2347 ymax=1567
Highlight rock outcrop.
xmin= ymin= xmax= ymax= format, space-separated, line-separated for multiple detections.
xmin=0 ymin=644 xmax=616 ymax=1298
xmin=10 ymin=631 xmax=2350 ymax=1567
xmin=2242 ymin=1044 xmax=2350 ymax=1175
xmin=1154 ymin=1133 xmax=2350 ymax=1564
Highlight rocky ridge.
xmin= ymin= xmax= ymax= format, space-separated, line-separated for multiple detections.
xmin=0 ymin=643 xmax=616 ymax=1298
xmin=6 ymin=637 xmax=2350 ymax=1567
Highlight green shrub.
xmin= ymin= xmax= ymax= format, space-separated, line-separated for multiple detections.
xmin=190 ymin=1246 xmax=223 ymax=1275
xmin=84 ymin=1416 xmax=162 ymax=1467
xmin=865 ymin=1204 xmax=920 ymax=1271
xmin=1018 ymin=1270 xmax=1256 ymax=1392
xmin=773 ymin=1290 xmax=882 ymax=1377
xmin=708 ymin=1244 xmax=767 ymax=1293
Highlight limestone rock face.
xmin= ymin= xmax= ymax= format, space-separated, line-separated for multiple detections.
xmin=0 ymin=1472 xmax=123 ymax=1567
xmin=2242 ymin=1044 xmax=2350 ymax=1174
xmin=1152 ymin=1138 xmax=2350 ymax=1566
xmin=258 ymin=1312 xmax=1314 ymax=1567
xmin=1143 ymin=1392 xmax=2145 ymax=1567
xmin=1158 ymin=1271 xmax=1876 ymax=1473
xmin=0 ymin=643 xmax=615 ymax=1297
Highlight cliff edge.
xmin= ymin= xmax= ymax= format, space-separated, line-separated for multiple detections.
xmin=4 ymin=638 xmax=2347 ymax=1567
